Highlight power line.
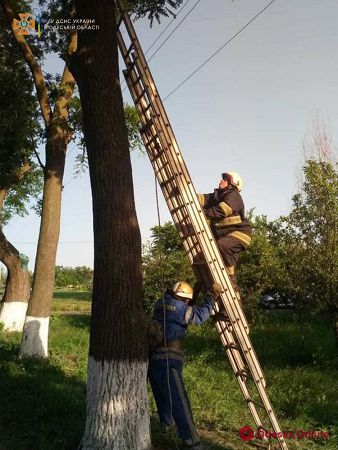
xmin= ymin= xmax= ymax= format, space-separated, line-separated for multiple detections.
xmin=147 ymin=0 xmax=202 ymax=62
xmin=144 ymin=0 xmax=193 ymax=56
xmin=163 ymin=0 xmax=279 ymax=101
xmin=121 ymin=0 xmax=200 ymax=93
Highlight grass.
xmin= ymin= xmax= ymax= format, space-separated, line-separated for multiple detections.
xmin=52 ymin=290 xmax=91 ymax=314
xmin=0 ymin=293 xmax=337 ymax=450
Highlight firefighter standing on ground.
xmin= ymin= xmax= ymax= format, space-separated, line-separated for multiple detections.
xmin=148 ymin=281 xmax=222 ymax=450
xmin=198 ymin=171 xmax=252 ymax=289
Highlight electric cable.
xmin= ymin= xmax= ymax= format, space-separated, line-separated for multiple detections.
xmin=163 ymin=0 xmax=279 ymax=101
xmin=121 ymin=0 xmax=200 ymax=93
xmin=147 ymin=0 xmax=202 ymax=62
xmin=144 ymin=0 xmax=193 ymax=56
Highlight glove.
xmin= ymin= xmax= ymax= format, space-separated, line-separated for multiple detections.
xmin=212 ymin=283 xmax=224 ymax=297
xmin=206 ymin=283 xmax=223 ymax=299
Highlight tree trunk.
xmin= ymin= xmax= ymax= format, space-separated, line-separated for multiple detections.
xmin=69 ymin=1 xmax=151 ymax=448
xmin=20 ymin=64 xmax=75 ymax=358
xmin=0 ymin=228 xmax=30 ymax=331
xmin=19 ymin=134 xmax=65 ymax=357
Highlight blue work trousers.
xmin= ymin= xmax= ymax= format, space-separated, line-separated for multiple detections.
xmin=148 ymin=348 xmax=202 ymax=449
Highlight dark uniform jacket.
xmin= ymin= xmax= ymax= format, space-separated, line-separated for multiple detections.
xmin=152 ymin=291 xmax=214 ymax=342
xmin=198 ymin=187 xmax=252 ymax=248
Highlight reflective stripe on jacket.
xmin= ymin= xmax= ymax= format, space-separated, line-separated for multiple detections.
xmin=198 ymin=188 xmax=252 ymax=247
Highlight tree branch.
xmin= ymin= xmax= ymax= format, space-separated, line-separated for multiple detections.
xmin=33 ymin=148 xmax=45 ymax=170
xmin=53 ymin=31 xmax=77 ymax=144
xmin=0 ymin=189 xmax=7 ymax=211
xmin=0 ymin=0 xmax=52 ymax=126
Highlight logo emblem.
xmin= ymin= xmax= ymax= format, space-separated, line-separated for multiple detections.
xmin=13 ymin=13 xmax=36 ymax=36
xmin=239 ymin=425 xmax=255 ymax=441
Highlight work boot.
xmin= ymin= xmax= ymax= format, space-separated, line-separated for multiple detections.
xmin=181 ymin=440 xmax=204 ymax=450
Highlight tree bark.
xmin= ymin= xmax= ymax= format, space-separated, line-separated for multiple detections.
xmin=0 ymin=228 xmax=30 ymax=331
xmin=0 ymin=165 xmax=32 ymax=332
xmin=69 ymin=1 xmax=151 ymax=448
xmin=20 ymin=66 xmax=75 ymax=357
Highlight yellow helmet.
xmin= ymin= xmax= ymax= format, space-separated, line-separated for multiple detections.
xmin=222 ymin=171 xmax=243 ymax=191
xmin=172 ymin=281 xmax=193 ymax=300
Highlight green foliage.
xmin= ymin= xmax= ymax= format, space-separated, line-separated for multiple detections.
xmin=54 ymin=265 xmax=93 ymax=289
xmin=142 ymin=222 xmax=194 ymax=312
xmin=2 ymin=165 xmax=44 ymax=224
xmin=238 ymin=214 xmax=289 ymax=305
xmin=279 ymin=159 xmax=338 ymax=312
xmin=124 ymin=103 xmax=144 ymax=153
xmin=127 ymin=0 xmax=184 ymax=25
xmin=38 ymin=0 xmax=184 ymax=57
xmin=0 ymin=7 xmax=43 ymax=223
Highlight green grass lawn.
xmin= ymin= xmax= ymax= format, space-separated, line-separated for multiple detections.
xmin=0 ymin=293 xmax=337 ymax=450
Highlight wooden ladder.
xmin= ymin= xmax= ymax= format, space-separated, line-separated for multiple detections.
xmin=116 ymin=2 xmax=288 ymax=449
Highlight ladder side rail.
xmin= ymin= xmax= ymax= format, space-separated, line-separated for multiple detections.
xmin=117 ymin=6 xmax=288 ymax=446
xmin=119 ymin=30 xmax=276 ymax=420
xmin=119 ymin=29 xmax=270 ymax=394
xmin=117 ymin=22 xmax=255 ymax=343
xmin=124 ymin=69 xmax=256 ymax=396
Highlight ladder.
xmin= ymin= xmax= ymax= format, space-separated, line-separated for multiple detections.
xmin=116 ymin=2 xmax=288 ymax=449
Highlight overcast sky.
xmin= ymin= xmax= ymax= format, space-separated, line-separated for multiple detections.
xmin=4 ymin=0 xmax=338 ymax=270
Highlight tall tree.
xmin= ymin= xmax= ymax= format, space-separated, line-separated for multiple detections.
xmin=67 ymin=0 xmax=182 ymax=447
xmin=1 ymin=0 xmax=78 ymax=355
xmin=0 ymin=7 xmax=42 ymax=331
xmin=281 ymin=156 xmax=338 ymax=342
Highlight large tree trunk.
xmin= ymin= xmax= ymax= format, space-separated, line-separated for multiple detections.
xmin=0 ymin=228 xmax=30 ymax=331
xmin=69 ymin=1 xmax=151 ymax=448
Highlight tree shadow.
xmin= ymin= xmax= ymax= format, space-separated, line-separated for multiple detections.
xmin=53 ymin=291 xmax=92 ymax=301
xmin=58 ymin=314 xmax=91 ymax=330
xmin=0 ymin=337 xmax=86 ymax=450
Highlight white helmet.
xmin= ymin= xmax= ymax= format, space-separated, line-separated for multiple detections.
xmin=172 ymin=281 xmax=193 ymax=300
xmin=222 ymin=171 xmax=243 ymax=191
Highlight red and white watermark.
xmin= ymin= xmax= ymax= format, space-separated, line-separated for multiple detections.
xmin=239 ymin=425 xmax=330 ymax=442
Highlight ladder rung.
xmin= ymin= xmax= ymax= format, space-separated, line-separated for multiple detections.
xmin=145 ymin=132 xmax=161 ymax=147
xmin=135 ymin=88 xmax=147 ymax=105
xmin=140 ymin=118 xmax=153 ymax=133
xmin=224 ymin=343 xmax=240 ymax=350
xmin=150 ymin=150 xmax=165 ymax=162
xmin=130 ymin=74 xmax=142 ymax=87
xmin=236 ymin=368 xmax=253 ymax=379
xmin=124 ymin=43 xmax=134 ymax=59
xmin=155 ymin=161 xmax=170 ymax=174
xmin=160 ymin=174 xmax=177 ymax=187
xmin=124 ymin=58 xmax=138 ymax=74
xmin=170 ymin=204 xmax=186 ymax=215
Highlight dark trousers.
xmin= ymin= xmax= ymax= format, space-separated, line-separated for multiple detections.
xmin=148 ymin=348 xmax=203 ymax=449
xmin=216 ymin=235 xmax=246 ymax=268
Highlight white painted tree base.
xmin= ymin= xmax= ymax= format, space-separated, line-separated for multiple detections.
xmin=80 ymin=357 xmax=151 ymax=450
xmin=20 ymin=316 xmax=49 ymax=357
xmin=0 ymin=301 xmax=28 ymax=332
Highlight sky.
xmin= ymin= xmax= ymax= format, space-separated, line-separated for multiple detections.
xmin=3 ymin=0 xmax=338 ymax=271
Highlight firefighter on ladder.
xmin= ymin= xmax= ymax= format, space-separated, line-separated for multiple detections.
xmin=148 ymin=281 xmax=222 ymax=450
xmin=198 ymin=171 xmax=252 ymax=292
